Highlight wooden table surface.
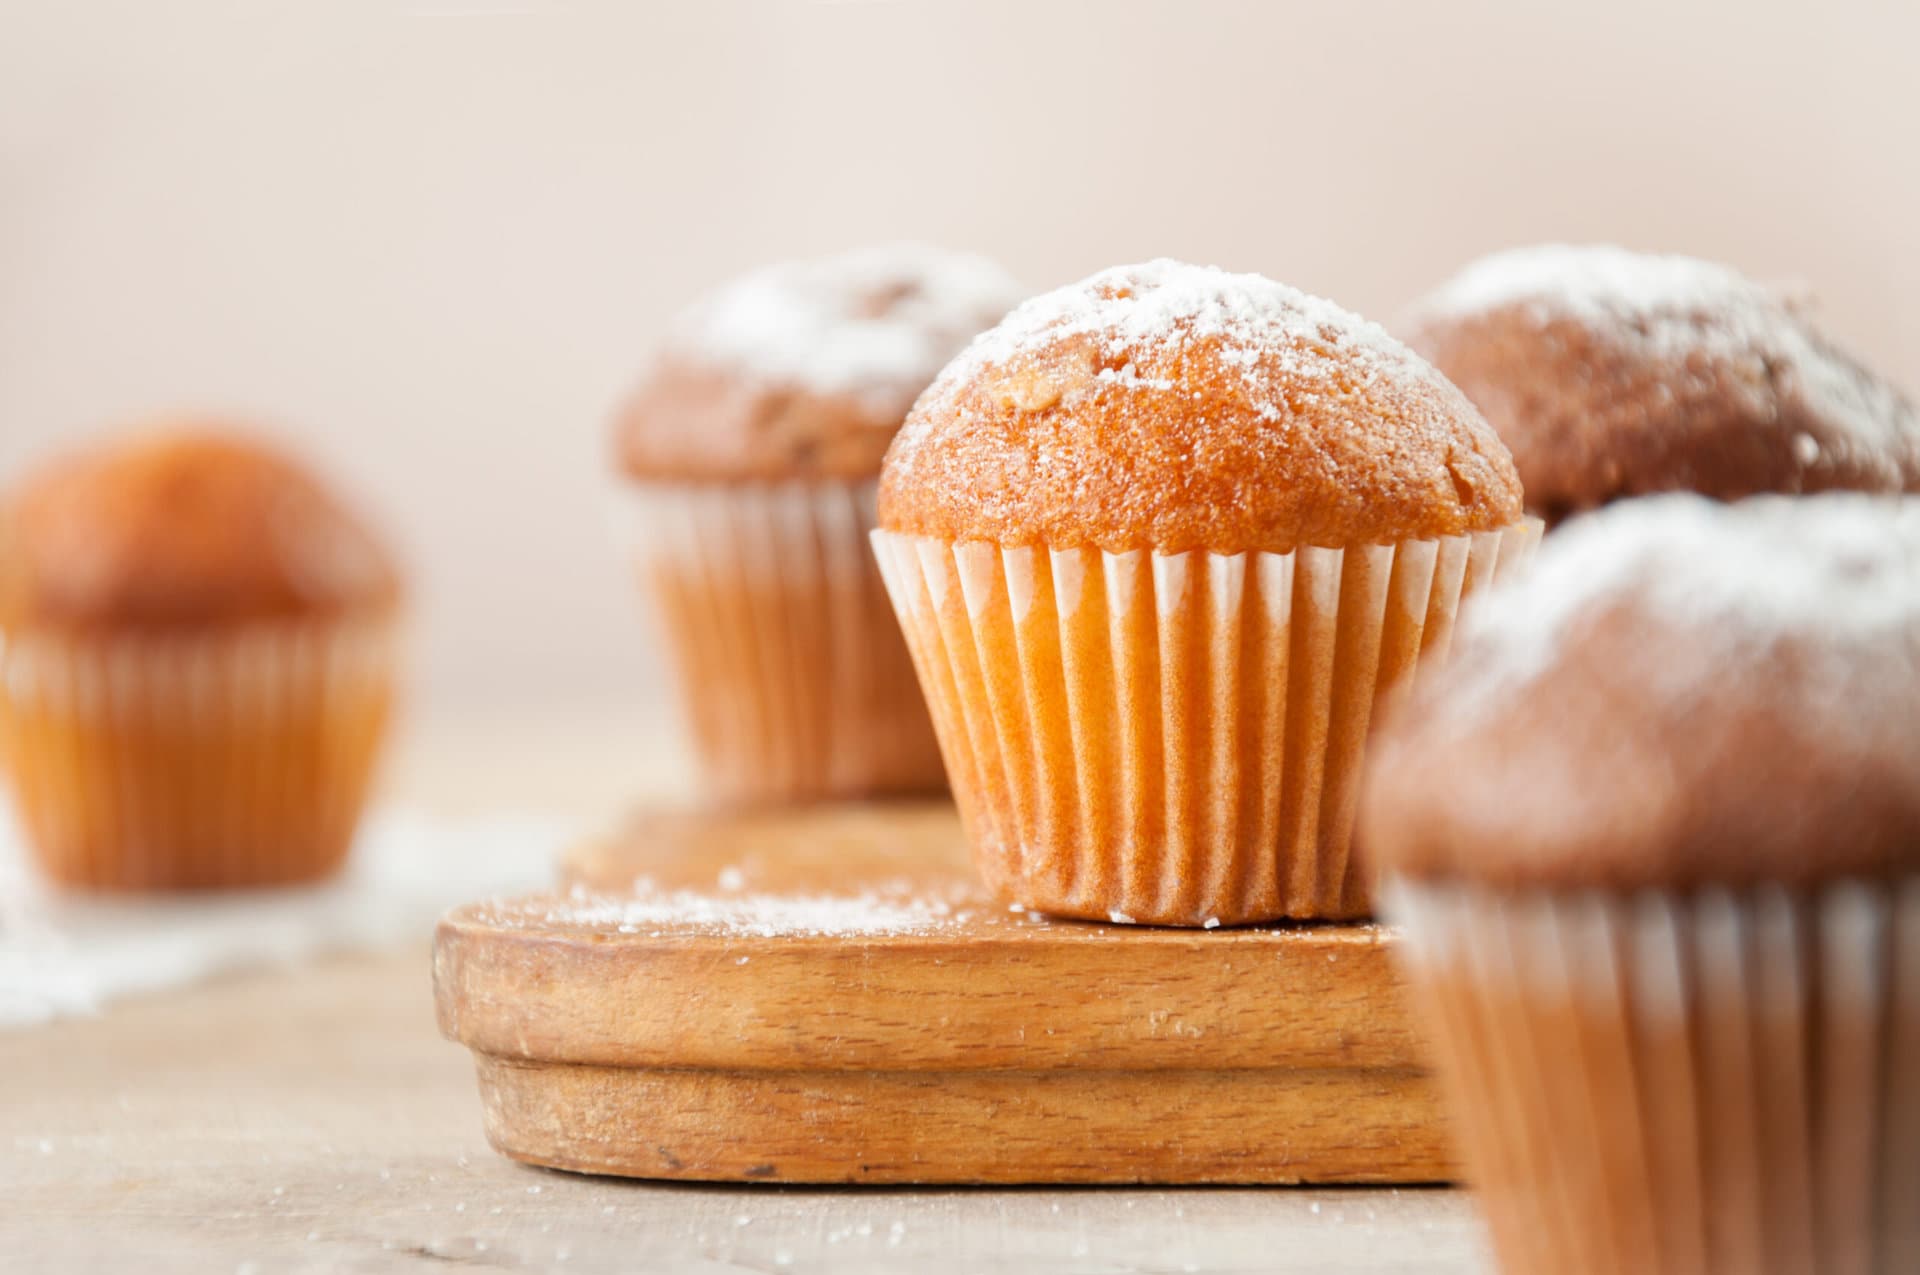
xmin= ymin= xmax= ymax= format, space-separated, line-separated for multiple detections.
xmin=3 ymin=716 xmax=1496 ymax=1273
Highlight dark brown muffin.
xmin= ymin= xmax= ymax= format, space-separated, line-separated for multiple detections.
xmin=1402 ymin=244 xmax=1920 ymax=523
xmin=1363 ymin=492 xmax=1920 ymax=890
xmin=1360 ymin=493 xmax=1920 ymax=1275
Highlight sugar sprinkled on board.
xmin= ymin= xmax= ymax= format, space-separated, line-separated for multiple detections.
xmin=663 ymin=243 xmax=1022 ymax=416
xmin=509 ymin=878 xmax=977 ymax=939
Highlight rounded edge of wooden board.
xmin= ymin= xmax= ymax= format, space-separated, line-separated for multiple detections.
xmin=433 ymin=903 xmax=1425 ymax=1073
xmin=469 ymin=1053 xmax=1456 ymax=1186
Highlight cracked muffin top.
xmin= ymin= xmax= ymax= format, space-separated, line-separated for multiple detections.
xmin=878 ymin=259 xmax=1523 ymax=554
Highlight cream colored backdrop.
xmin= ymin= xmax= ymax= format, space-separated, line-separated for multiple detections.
xmin=4 ymin=0 xmax=1915 ymax=737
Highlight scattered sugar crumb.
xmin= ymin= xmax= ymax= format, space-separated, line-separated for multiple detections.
xmin=514 ymin=880 xmax=973 ymax=938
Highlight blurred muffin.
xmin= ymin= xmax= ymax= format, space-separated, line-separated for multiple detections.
xmin=0 ymin=427 xmax=401 ymax=890
xmin=873 ymin=259 xmax=1537 ymax=926
xmin=612 ymin=244 xmax=1022 ymax=803
xmin=1403 ymin=244 xmax=1920 ymax=524
xmin=1364 ymin=494 xmax=1920 ymax=1275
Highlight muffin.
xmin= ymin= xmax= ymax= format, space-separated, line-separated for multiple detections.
xmin=0 ymin=427 xmax=401 ymax=890
xmin=1363 ymin=494 xmax=1920 ymax=1275
xmin=612 ymin=244 xmax=1022 ymax=803
xmin=1403 ymin=244 xmax=1920 ymax=524
xmin=871 ymin=259 xmax=1538 ymax=926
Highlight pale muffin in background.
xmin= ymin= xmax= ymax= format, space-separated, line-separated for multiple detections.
xmin=0 ymin=427 xmax=402 ymax=890
xmin=610 ymin=244 xmax=1023 ymax=804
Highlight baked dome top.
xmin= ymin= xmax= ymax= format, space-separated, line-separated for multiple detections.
xmin=1362 ymin=493 xmax=1920 ymax=890
xmin=1404 ymin=244 xmax=1920 ymax=522
xmin=878 ymin=259 xmax=1522 ymax=553
xmin=615 ymin=244 xmax=1023 ymax=482
xmin=0 ymin=426 xmax=400 ymax=633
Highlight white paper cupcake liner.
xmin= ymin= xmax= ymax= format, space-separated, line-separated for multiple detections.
xmin=1386 ymin=876 xmax=1920 ymax=1275
xmin=869 ymin=521 xmax=1540 ymax=924
xmin=614 ymin=479 xmax=943 ymax=802
xmin=0 ymin=616 xmax=398 ymax=889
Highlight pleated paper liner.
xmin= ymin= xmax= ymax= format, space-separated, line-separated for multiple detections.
xmin=0 ymin=617 xmax=397 ymax=890
xmin=614 ymin=479 xmax=944 ymax=803
xmin=1386 ymin=878 xmax=1920 ymax=1275
xmin=870 ymin=520 xmax=1541 ymax=925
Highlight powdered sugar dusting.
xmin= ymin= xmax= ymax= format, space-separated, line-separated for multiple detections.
xmin=905 ymin=259 xmax=1456 ymax=439
xmin=666 ymin=243 xmax=1022 ymax=416
xmin=1439 ymin=493 xmax=1920 ymax=717
xmin=1411 ymin=244 xmax=1920 ymax=460
xmin=509 ymin=878 xmax=981 ymax=938
xmin=1413 ymin=244 xmax=1771 ymax=334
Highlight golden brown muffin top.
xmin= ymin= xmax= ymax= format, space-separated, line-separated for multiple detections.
xmin=1404 ymin=244 xmax=1920 ymax=524
xmin=878 ymin=260 xmax=1523 ymax=553
xmin=0 ymin=426 xmax=401 ymax=633
xmin=1361 ymin=494 xmax=1920 ymax=891
xmin=614 ymin=244 xmax=1024 ymax=483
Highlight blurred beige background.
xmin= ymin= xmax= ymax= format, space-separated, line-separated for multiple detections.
xmin=4 ymin=0 xmax=1916 ymax=758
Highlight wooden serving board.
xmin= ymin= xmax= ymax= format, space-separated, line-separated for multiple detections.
xmin=433 ymin=802 xmax=1454 ymax=1186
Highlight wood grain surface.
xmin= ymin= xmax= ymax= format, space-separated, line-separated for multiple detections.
xmin=435 ymin=801 xmax=1454 ymax=1185
xmin=3 ymin=952 xmax=1496 ymax=1274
